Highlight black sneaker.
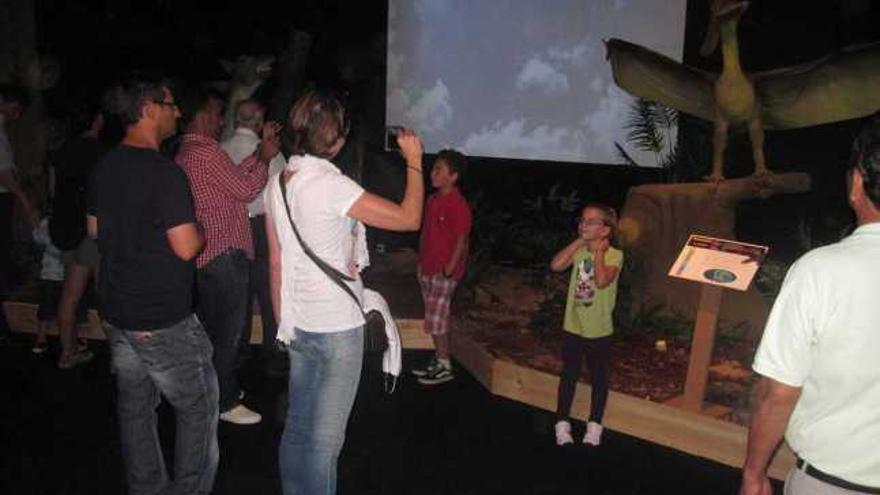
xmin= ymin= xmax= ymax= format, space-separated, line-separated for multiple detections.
xmin=411 ymin=357 xmax=439 ymax=377
xmin=417 ymin=362 xmax=454 ymax=385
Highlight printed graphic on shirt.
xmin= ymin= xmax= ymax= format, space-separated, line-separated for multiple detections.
xmin=573 ymin=257 xmax=596 ymax=304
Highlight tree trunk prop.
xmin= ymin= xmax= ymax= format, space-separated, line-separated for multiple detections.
xmin=618 ymin=173 xmax=811 ymax=342
xmin=268 ymin=29 xmax=312 ymax=125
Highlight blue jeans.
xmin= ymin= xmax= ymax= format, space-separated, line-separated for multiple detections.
xmin=280 ymin=327 xmax=364 ymax=495
xmin=196 ymin=249 xmax=250 ymax=412
xmin=108 ymin=314 xmax=220 ymax=495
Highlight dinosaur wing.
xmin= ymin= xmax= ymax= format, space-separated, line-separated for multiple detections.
xmin=605 ymin=38 xmax=715 ymax=122
xmin=756 ymin=41 xmax=880 ymax=129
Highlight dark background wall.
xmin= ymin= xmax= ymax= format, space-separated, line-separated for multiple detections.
xmin=30 ymin=0 xmax=880 ymax=260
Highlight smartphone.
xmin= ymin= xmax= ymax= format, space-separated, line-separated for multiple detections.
xmin=385 ymin=125 xmax=405 ymax=151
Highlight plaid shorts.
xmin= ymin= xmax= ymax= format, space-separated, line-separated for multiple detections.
xmin=418 ymin=270 xmax=458 ymax=336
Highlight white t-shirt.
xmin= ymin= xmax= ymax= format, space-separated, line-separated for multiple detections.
xmin=752 ymin=222 xmax=880 ymax=487
xmin=0 ymin=116 xmax=16 ymax=194
xmin=221 ymin=127 xmax=287 ymax=217
xmin=264 ymin=154 xmax=365 ymax=339
xmin=32 ymin=219 xmax=64 ymax=282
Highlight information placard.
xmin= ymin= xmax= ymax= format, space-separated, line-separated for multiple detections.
xmin=668 ymin=235 xmax=768 ymax=291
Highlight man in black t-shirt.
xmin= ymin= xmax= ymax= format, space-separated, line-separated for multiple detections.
xmin=87 ymin=74 xmax=219 ymax=495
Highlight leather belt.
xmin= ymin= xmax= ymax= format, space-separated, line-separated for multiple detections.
xmin=796 ymin=458 xmax=880 ymax=494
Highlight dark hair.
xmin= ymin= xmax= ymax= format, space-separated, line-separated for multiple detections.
xmin=288 ymin=89 xmax=348 ymax=159
xmin=103 ymin=73 xmax=168 ymax=126
xmin=850 ymin=113 xmax=880 ymax=207
xmin=436 ymin=149 xmax=468 ymax=182
xmin=581 ymin=202 xmax=619 ymax=244
xmin=177 ymin=84 xmax=224 ymax=128
xmin=0 ymin=84 xmax=31 ymax=108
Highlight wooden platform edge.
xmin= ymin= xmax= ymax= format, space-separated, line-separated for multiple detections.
xmin=6 ymin=301 xmax=794 ymax=478
xmin=4 ymin=301 xmax=435 ymax=349
xmin=452 ymin=333 xmax=794 ymax=480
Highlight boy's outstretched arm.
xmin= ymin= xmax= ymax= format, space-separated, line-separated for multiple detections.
xmin=550 ymin=238 xmax=586 ymax=272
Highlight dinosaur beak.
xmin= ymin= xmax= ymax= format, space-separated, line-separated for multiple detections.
xmin=699 ymin=0 xmax=748 ymax=56
xmin=257 ymin=57 xmax=275 ymax=75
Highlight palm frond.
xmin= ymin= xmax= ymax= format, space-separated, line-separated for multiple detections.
xmin=625 ymin=98 xmax=665 ymax=153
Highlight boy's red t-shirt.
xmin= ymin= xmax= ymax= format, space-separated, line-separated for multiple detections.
xmin=418 ymin=187 xmax=472 ymax=281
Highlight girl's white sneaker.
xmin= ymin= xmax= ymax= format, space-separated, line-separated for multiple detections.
xmin=554 ymin=420 xmax=574 ymax=446
xmin=583 ymin=421 xmax=603 ymax=446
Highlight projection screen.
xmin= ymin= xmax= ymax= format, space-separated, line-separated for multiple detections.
xmin=386 ymin=0 xmax=687 ymax=166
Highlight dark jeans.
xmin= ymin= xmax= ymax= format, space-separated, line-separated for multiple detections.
xmin=197 ymin=249 xmax=250 ymax=412
xmin=245 ymin=216 xmax=280 ymax=354
xmin=556 ymin=332 xmax=611 ymax=423
xmin=107 ymin=314 xmax=219 ymax=495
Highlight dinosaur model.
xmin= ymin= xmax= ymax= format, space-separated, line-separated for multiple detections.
xmin=606 ymin=0 xmax=880 ymax=180
xmin=218 ymin=54 xmax=274 ymax=141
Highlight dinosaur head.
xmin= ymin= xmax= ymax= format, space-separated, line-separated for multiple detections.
xmin=699 ymin=0 xmax=749 ymax=56
xmin=219 ymin=54 xmax=275 ymax=90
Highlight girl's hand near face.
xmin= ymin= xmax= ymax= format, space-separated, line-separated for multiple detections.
xmin=591 ymin=238 xmax=609 ymax=255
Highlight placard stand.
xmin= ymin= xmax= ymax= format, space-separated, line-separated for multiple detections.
xmin=669 ymin=284 xmax=729 ymax=416
xmin=664 ymin=235 xmax=768 ymax=417
xmin=665 ymin=284 xmax=730 ymax=416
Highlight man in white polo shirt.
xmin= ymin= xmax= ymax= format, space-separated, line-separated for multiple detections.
xmin=740 ymin=114 xmax=880 ymax=495
xmin=221 ymin=99 xmax=287 ymax=375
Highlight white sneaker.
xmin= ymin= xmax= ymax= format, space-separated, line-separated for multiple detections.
xmin=220 ymin=404 xmax=262 ymax=425
xmin=554 ymin=420 xmax=574 ymax=446
xmin=583 ymin=421 xmax=603 ymax=446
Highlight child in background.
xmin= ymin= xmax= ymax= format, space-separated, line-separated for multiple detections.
xmin=549 ymin=203 xmax=623 ymax=446
xmin=31 ymin=217 xmax=65 ymax=354
xmin=412 ymin=149 xmax=472 ymax=385
xmin=31 ymin=218 xmax=90 ymax=362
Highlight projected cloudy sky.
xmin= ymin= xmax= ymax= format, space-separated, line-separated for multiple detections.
xmin=387 ymin=0 xmax=687 ymax=166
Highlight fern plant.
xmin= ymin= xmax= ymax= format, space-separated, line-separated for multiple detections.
xmin=615 ymin=97 xmax=711 ymax=182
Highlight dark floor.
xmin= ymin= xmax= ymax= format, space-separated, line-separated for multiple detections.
xmin=0 ymin=334 xmax=769 ymax=495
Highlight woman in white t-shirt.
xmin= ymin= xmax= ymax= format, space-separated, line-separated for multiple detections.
xmin=264 ymin=89 xmax=424 ymax=495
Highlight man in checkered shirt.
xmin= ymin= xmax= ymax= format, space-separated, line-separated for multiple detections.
xmin=176 ymin=86 xmax=280 ymax=425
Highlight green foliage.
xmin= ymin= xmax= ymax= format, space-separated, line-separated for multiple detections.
xmin=527 ymin=271 xmax=568 ymax=341
xmin=503 ymin=183 xmax=582 ymax=266
xmin=753 ymin=258 xmax=789 ymax=306
xmin=620 ymin=303 xmax=694 ymax=341
xmin=615 ymin=98 xmax=713 ymax=182
xmin=457 ymin=189 xmax=512 ymax=301
xmin=625 ymin=98 xmax=676 ymax=156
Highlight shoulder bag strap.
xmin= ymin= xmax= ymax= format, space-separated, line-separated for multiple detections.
xmin=278 ymin=173 xmax=363 ymax=311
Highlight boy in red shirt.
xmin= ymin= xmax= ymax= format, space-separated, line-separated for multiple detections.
xmin=413 ymin=149 xmax=471 ymax=385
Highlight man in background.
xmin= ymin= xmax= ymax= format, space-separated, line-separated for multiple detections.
xmin=0 ymin=85 xmax=38 ymax=342
xmin=221 ymin=98 xmax=287 ymax=376
xmin=176 ymin=87 xmax=279 ymax=425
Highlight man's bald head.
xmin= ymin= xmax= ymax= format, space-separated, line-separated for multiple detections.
xmin=235 ymin=99 xmax=265 ymax=133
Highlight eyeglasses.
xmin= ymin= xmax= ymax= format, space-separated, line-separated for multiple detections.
xmin=578 ymin=218 xmax=606 ymax=227
xmin=153 ymin=100 xmax=178 ymax=109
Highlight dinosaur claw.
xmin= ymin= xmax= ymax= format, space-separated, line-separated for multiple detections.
xmin=704 ymin=173 xmax=726 ymax=183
